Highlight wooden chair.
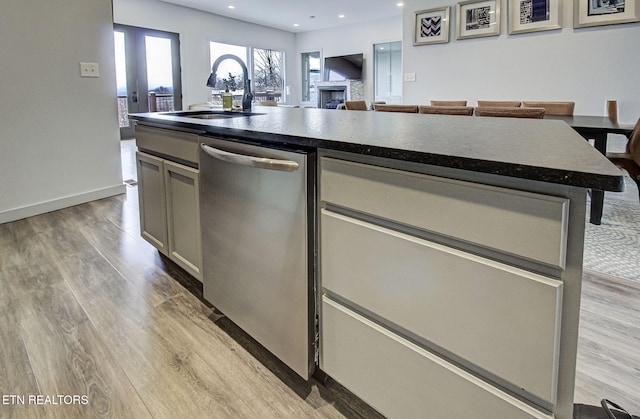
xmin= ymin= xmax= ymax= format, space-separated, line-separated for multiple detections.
xmin=260 ymin=100 xmax=278 ymax=106
xmin=345 ymin=100 xmax=368 ymax=111
xmin=373 ymin=104 xmax=418 ymax=113
xmin=419 ymin=105 xmax=474 ymax=116
xmin=475 ymin=107 xmax=545 ymax=119
xmin=522 ymin=101 xmax=575 ymax=116
xmin=607 ymin=118 xmax=640 ymax=202
xmin=430 ymin=100 xmax=467 ymax=107
xmin=477 ymin=101 xmax=522 ymax=108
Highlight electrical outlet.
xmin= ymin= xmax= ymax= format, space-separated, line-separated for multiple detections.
xmin=80 ymin=62 xmax=100 ymax=78
xmin=403 ymin=73 xmax=416 ymax=82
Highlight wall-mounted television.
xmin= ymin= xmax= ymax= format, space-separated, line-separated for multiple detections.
xmin=323 ymin=53 xmax=363 ymax=81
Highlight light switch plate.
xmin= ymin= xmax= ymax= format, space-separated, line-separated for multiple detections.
xmin=80 ymin=62 xmax=100 ymax=78
xmin=403 ymin=73 xmax=416 ymax=82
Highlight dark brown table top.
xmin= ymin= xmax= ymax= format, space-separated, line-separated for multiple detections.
xmin=546 ymin=115 xmax=634 ymax=135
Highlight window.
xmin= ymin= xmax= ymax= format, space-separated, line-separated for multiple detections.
xmin=374 ymin=41 xmax=402 ymax=104
xmin=253 ymin=48 xmax=284 ymax=100
xmin=301 ymin=51 xmax=320 ymax=103
xmin=209 ymin=42 xmax=248 ymax=91
xmin=209 ymin=41 xmax=285 ymax=103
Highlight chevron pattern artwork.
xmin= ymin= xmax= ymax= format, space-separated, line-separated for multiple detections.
xmin=420 ymin=16 xmax=442 ymax=37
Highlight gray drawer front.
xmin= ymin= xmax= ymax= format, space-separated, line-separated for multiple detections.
xmin=320 ymin=157 xmax=569 ymax=269
xmin=321 ymin=296 xmax=553 ymax=419
xmin=322 ymin=210 xmax=563 ymax=404
xmin=136 ymin=125 xmax=199 ymax=164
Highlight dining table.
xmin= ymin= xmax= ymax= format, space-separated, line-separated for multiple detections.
xmin=547 ymin=115 xmax=635 ymax=225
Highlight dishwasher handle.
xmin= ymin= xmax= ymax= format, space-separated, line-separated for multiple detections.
xmin=200 ymin=143 xmax=299 ymax=172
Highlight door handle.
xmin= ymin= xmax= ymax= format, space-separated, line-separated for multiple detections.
xmin=200 ymin=143 xmax=299 ymax=172
xmin=131 ymin=91 xmax=138 ymax=103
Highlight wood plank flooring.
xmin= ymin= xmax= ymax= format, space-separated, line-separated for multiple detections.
xmin=574 ymin=271 xmax=640 ymax=413
xmin=0 ymin=187 xmax=382 ymax=418
xmin=1 ymin=185 xmax=639 ymax=417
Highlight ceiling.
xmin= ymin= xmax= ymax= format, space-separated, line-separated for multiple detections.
xmin=159 ymin=0 xmax=405 ymax=33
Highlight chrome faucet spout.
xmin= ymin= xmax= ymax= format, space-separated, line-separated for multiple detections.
xmin=206 ymin=54 xmax=253 ymax=111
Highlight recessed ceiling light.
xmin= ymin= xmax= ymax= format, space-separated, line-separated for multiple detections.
xmin=338 ymin=14 xmax=345 ymax=18
xmin=397 ymin=2 xmax=404 ymax=6
xmin=228 ymin=5 xmax=235 ymax=9
xmin=293 ymin=23 xmax=299 ymax=27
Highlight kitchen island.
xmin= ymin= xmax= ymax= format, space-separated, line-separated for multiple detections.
xmin=130 ymin=106 xmax=623 ymax=419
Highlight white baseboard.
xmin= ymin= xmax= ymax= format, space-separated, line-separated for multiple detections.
xmin=0 ymin=184 xmax=127 ymax=224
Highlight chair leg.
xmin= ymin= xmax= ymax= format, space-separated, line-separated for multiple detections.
xmin=631 ymin=175 xmax=640 ymax=204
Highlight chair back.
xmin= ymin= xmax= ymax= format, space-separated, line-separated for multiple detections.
xmin=373 ymin=104 xmax=418 ymax=113
xmin=345 ymin=100 xmax=368 ymax=111
xmin=419 ymin=105 xmax=474 ymax=116
xmin=477 ymin=100 xmax=522 ymax=108
xmin=430 ymin=100 xmax=467 ymax=107
xmin=475 ymin=107 xmax=545 ymax=119
xmin=522 ymin=101 xmax=574 ymax=116
xmin=260 ymin=100 xmax=278 ymax=106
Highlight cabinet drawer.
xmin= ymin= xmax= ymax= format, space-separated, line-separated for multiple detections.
xmin=320 ymin=157 xmax=569 ymax=268
xmin=136 ymin=125 xmax=199 ymax=165
xmin=321 ymin=296 xmax=553 ymax=419
xmin=321 ymin=209 xmax=562 ymax=404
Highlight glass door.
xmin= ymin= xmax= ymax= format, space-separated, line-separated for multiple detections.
xmin=114 ymin=24 xmax=182 ymax=139
xmin=301 ymin=51 xmax=320 ymax=106
xmin=374 ymin=41 xmax=402 ymax=104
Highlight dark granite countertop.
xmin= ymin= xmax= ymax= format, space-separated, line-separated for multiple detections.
xmin=130 ymin=106 xmax=624 ymax=192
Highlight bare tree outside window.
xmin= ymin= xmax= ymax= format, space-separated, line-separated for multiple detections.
xmin=254 ymin=48 xmax=283 ymax=101
xmin=209 ymin=42 xmax=285 ymax=104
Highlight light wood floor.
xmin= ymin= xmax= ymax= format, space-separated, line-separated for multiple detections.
xmin=1 ymin=184 xmax=639 ymax=417
xmin=0 ymin=187 xmax=382 ymax=418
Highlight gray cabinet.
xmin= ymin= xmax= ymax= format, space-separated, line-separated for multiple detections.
xmin=319 ymin=152 xmax=586 ymax=419
xmin=135 ymin=125 xmax=202 ymax=281
xmin=136 ymin=152 xmax=168 ymax=253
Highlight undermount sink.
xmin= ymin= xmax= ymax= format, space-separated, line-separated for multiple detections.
xmin=161 ymin=110 xmax=265 ymax=119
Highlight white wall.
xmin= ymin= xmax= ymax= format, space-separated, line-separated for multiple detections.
xmin=296 ymin=16 xmax=403 ymax=103
xmin=403 ymin=0 xmax=640 ymax=123
xmin=0 ymin=0 xmax=125 ymax=223
xmin=112 ymin=0 xmax=297 ymax=107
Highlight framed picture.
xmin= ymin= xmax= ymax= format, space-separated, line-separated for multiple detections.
xmin=509 ymin=0 xmax=562 ymax=34
xmin=457 ymin=0 xmax=501 ymax=39
xmin=414 ymin=7 xmax=450 ymax=45
xmin=574 ymin=0 xmax=640 ymax=28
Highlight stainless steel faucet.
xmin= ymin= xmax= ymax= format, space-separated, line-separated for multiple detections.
xmin=206 ymin=54 xmax=253 ymax=111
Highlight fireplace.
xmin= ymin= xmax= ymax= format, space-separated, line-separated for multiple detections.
xmin=318 ymin=85 xmax=346 ymax=109
xmin=316 ymin=80 xmax=364 ymax=109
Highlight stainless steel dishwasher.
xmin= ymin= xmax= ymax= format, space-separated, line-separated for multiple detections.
xmin=199 ymin=137 xmax=315 ymax=379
